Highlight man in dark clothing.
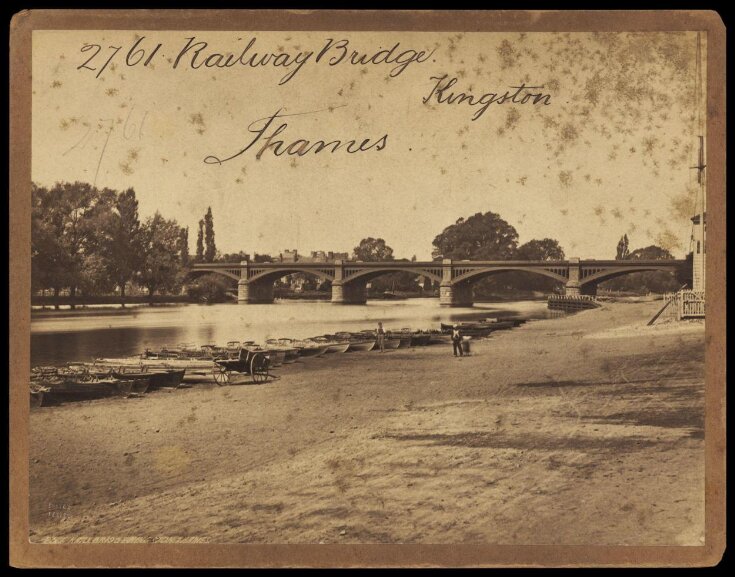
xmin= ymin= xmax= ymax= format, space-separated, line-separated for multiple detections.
xmin=451 ymin=324 xmax=463 ymax=357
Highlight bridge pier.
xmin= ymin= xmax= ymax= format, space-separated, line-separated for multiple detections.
xmin=237 ymin=279 xmax=274 ymax=304
xmin=331 ymin=281 xmax=367 ymax=304
xmin=440 ymin=282 xmax=474 ymax=307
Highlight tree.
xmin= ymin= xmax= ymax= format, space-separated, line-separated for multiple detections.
xmin=32 ymin=183 xmax=64 ymax=300
xmin=196 ymin=219 xmax=204 ymax=262
xmin=253 ymin=253 xmax=273 ymax=263
xmin=179 ymin=226 xmax=190 ymax=267
xmin=432 ymin=212 xmax=518 ymax=260
xmin=204 ymin=207 xmax=216 ymax=262
xmin=187 ymin=273 xmax=230 ymax=303
xmin=31 ymin=181 xmax=109 ymax=308
xmin=353 ymin=237 xmax=395 ymax=261
xmin=615 ymin=234 xmax=630 ymax=260
xmin=139 ymin=212 xmax=184 ymax=302
xmin=515 ymin=238 xmax=565 ymax=261
xmin=93 ymin=187 xmax=142 ymax=304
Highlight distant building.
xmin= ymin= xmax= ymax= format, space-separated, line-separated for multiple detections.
xmin=278 ymin=249 xmax=349 ymax=263
xmin=280 ymin=249 xmax=299 ymax=262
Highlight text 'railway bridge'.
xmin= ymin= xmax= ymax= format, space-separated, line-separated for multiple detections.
xmin=187 ymin=258 xmax=686 ymax=307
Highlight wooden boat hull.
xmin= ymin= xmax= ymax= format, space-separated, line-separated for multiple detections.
xmin=411 ymin=334 xmax=431 ymax=346
xmin=98 ymin=357 xmax=215 ymax=371
xmin=383 ymin=338 xmax=401 ymax=349
xmin=297 ymin=345 xmax=329 ymax=358
xmin=30 ymin=391 xmax=44 ymax=407
xmin=429 ymin=334 xmax=452 ymax=345
xmin=396 ymin=336 xmax=412 ymax=348
xmin=263 ymin=349 xmax=286 ymax=367
xmin=89 ymin=363 xmax=186 ymax=389
xmin=282 ymin=348 xmax=300 ymax=363
xmin=37 ymin=378 xmax=134 ymax=401
xmin=325 ymin=342 xmax=351 ymax=354
xmin=348 ymin=340 xmax=376 ymax=352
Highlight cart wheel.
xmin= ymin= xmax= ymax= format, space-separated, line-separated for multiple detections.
xmin=212 ymin=364 xmax=231 ymax=386
xmin=250 ymin=352 xmax=269 ymax=384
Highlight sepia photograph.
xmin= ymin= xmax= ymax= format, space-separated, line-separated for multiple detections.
xmin=10 ymin=9 xmax=725 ymax=568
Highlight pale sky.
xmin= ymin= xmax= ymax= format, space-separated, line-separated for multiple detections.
xmin=32 ymin=30 xmax=706 ymax=260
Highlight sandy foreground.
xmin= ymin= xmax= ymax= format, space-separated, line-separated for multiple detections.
xmin=29 ymin=301 xmax=705 ymax=545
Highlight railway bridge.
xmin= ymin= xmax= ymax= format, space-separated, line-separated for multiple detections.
xmin=187 ymin=258 xmax=686 ymax=307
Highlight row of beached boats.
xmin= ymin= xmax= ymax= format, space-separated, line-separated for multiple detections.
xmin=30 ymin=320 xmax=525 ymax=407
xmin=29 ymin=328 xmax=446 ymax=407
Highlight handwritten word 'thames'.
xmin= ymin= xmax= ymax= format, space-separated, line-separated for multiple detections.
xmin=423 ymin=75 xmax=552 ymax=121
xmin=175 ymin=37 xmax=436 ymax=85
xmin=203 ymin=108 xmax=388 ymax=165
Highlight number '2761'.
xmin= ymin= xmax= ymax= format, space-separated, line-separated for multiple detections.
xmin=77 ymin=36 xmax=162 ymax=79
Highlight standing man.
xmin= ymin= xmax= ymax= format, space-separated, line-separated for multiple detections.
xmin=376 ymin=322 xmax=386 ymax=353
xmin=451 ymin=324 xmax=463 ymax=357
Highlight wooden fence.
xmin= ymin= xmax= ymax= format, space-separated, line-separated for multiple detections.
xmin=663 ymin=290 xmax=705 ymax=320
xmin=547 ymin=294 xmax=600 ymax=311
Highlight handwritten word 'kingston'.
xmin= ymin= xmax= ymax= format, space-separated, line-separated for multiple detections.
xmin=174 ymin=37 xmax=435 ymax=85
xmin=423 ymin=75 xmax=552 ymax=121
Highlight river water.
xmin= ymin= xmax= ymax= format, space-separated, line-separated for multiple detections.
xmin=30 ymin=298 xmax=560 ymax=366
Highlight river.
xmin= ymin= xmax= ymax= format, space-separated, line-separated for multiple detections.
xmin=30 ymin=298 xmax=561 ymax=366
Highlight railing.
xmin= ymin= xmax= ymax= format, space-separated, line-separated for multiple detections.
xmin=663 ymin=290 xmax=705 ymax=319
xmin=547 ymin=294 xmax=600 ymax=311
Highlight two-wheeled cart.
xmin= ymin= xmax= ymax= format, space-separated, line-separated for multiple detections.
xmin=211 ymin=347 xmax=272 ymax=385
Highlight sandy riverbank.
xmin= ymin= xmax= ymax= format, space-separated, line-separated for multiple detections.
xmin=29 ymin=301 xmax=705 ymax=545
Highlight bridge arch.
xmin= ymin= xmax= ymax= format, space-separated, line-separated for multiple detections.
xmin=247 ymin=267 xmax=335 ymax=285
xmin=184 ymin=267 xmax=241 ymax=282
xmin=580 ymin=265 xmax=680 ymax=287
xmin=451 ymin=266 xmax=569 ymax=286
xmin=342 ymin=267 xmax=442 ymax=285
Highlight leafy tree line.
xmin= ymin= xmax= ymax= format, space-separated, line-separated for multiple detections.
xmin=32 ymin=181 xmax=192 ymax=308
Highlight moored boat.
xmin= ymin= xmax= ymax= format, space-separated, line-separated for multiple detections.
xmin=31 ymin=367 xmax=138 ymax=402
xmin=347 ymin=339 xmax=376 ymax=352
xmin=325 ymin=341 xmax=351 ymax=354
xmin=86 ymin=362 xmax=186 ymax=389
xmin=410 ymin=332 xmax=432 ymax=346
xmin=30 ymin=383 xmax=49 ymax=407
xmin=383 ymin=337 xmax=401 ymax=349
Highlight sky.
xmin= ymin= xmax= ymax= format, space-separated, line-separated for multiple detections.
xmin=32 ymin=30 xmax=706 ymax=260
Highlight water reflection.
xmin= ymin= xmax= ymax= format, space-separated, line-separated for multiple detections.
xmin=31 ymin=299 xmax=556 ymax=365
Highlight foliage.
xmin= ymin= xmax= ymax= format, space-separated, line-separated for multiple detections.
xmin=196 ymin=219 xmax=204 ymax=263
xmin=253 ymin=253 xmax=274 ymax=263
xmin=353 ymin=237 xmax=395 ymax=262
xmin=204 ymin=207 xmax=216 ymax=263
xmin=187 ymin=273 xmax=231 ymax=303
xmin=615 ymin=234 xmax=630 ymax=260
xmin=32 ymin=181 xmax=191 ymax=306
xmin=515 ymin=238 xmax=565 ymax=261
xmin=432 ymin=212 xmax=519 ymax=260
xmin=92 ymin=187 xmax=143 ymax=299
xmin=138 ymin=212 xmax=184 ymax=300
xmin=178 ymin=227 xmax=190 ymax=266
xmin=31 ymin=181 xmax=114 ymax=305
